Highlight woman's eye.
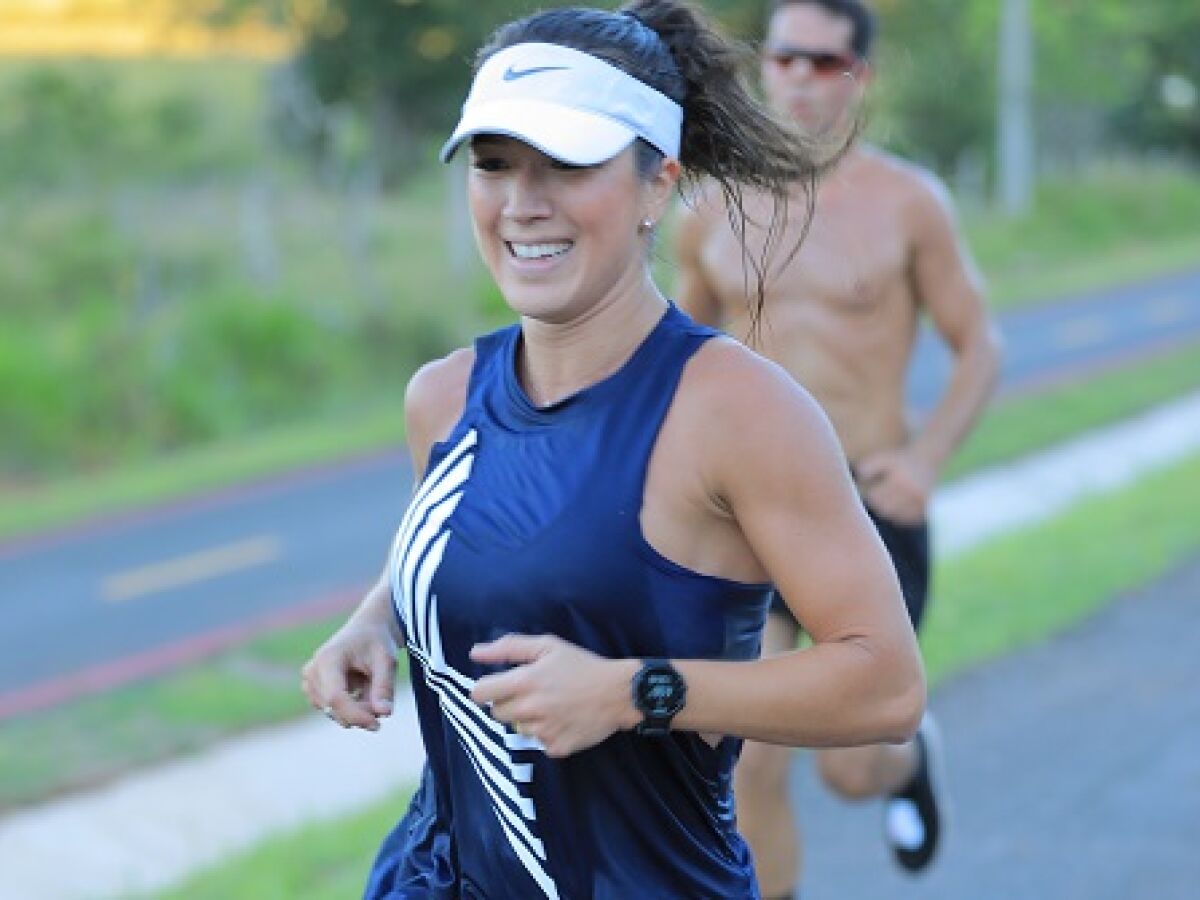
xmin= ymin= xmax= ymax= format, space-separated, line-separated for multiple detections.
xmin=471 ymin=157 xmax=508 ymax=172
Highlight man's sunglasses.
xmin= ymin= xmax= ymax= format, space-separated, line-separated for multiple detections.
xmin=764 ymin=46 xmax=860 ymax=76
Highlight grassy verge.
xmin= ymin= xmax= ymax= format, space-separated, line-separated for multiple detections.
xmin=984 ymin=233 xmax=1200 ymax=310
xmin=9 ymin=333 xmax=1200 ymax=548
xmin=944 ymin=338 xmax=1200 ymax=481
xmin=133 ymin=787 xmax=414 ymax=900
xmin=966 ymin=163 xmax=1200 ymax=310
xmin=924 ymin=450 xmax=1200 ymax=684
xmin=0 ymin=612 xmax=412 ymax=810
xmin=138 ymin=450 xmax=1200 ymax=899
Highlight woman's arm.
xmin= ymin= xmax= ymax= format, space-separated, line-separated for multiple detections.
xmin=301 ymin=348 xmax=474 ymax=730
xmin=472 ymin=340 xmax=924 ymax=754
xmin=670 ymin=341 xmax=925 ymax=746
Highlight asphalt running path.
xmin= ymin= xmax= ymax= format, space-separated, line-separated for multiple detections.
xmin=0 ymin=451 xmax=407 ymax=713
xmin=2 ymin=394 xmax=1199 ymax=899
xmin=792 ymin=551 xmax=1200 ymax=900
xmin=1 ymin=271 xmax=1198 ymax=712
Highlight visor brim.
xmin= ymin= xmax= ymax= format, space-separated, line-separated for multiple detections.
xmin=440 ymin=99 xmax=637 ymax=165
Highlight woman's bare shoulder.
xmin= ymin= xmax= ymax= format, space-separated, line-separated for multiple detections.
xmin=671 ymin=336 xmax=845 ymax=486
xmin=681 ymin=336 xmax=829 ymax=430
xmin=405 ymin=347 xmax=475 ymax=476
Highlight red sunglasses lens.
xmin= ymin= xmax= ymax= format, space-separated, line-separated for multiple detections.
xmin=811 ymin=53 xmax=852 ymax=74
xmin=768 ymin=49 xmax=856 ymax=75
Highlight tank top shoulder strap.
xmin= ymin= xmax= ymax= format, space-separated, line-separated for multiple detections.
xmin=594 ymin=304 xmax=720 ymax=505
xmin=466 ymin=324 xmax=520 ymax=402
xmin=422 ymin=324 xmax=519 ymax=468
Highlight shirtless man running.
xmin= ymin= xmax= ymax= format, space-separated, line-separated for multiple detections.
xmin=675 ymin=2 xmax=1002 ymax=897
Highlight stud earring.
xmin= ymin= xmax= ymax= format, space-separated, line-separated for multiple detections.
xmin=640 ymin=218 xmax=655 ymax=233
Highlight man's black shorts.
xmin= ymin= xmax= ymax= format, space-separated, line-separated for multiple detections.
xmin=770 ymin=501 xmax=930 ymax=631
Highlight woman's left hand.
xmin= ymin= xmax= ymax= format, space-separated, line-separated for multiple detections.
xmin=470 ymin=634 xmax=638 ymax=758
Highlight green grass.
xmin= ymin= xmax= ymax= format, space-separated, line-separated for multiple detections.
xmin=944 ymin=338 xmax=1200 ymax=481
xmin=0 ymin=661 xmax=302 ymax=809
xmin=134 ymin=787 xmax=414 ymax=900
xmin=9 ymin=331 xmax=1198 ymax=547
xmin=984 ymin=233 xmax=1200 ymax=310
xmin=2 ymin=55 xmax=1197 ymax=490
xmin=967 ymin=162 xmax=1200 ymax=309
xmin=137 ymin=449 xmax=1200 ymax=899
xmin=0 ymin=178 xmax=466 ymax=481
xmin=0 ymin=58 xmax=269 ymax=183
xmin=0 ymin=611 xmax=415 ymax=810
xmin=0 ymin=404 xmax=406 ymax=541
xmin=3 ymin=93 xmax=1197 ymax=512
xmin=923 ymin=451 xmax=1200 ymax=684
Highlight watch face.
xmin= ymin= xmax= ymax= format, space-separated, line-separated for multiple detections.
xmin=637 ymin=666 xmax=685 ymax=716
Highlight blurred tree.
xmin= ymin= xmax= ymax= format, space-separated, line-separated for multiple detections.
xmin=693 ymin=0 xmax=1005 ymax=177
xmin=203 ymin=0 xmax=1200 ymax=184
xmin=858 ymin=0 xmax=1200 ymax=180
xmin=209 ymin=0 xmax=581 ymax=186
xmin=870 ymin=0 xmax=996 ymax=175
xmin=1115 ymin=3 xmax=1200 ymax=159
xmin=0 ymin=67 xmax=122 ymax=185
xmin=703 ymin=0 xmax=764 ymax=38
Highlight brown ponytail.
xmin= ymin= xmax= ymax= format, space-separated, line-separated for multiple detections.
xmin=624 ymin=0 xmax=843 ymax=335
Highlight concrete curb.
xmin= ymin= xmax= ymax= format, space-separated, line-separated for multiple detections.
xmin=0 ymin=697 xmax=422 ymax=899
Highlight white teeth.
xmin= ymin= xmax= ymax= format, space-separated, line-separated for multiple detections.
xmin=509 ymin=241 xmax=572 ymax=260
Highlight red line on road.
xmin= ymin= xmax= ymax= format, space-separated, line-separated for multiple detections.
xmin=0 ymin=590 xmax=361 ymax=722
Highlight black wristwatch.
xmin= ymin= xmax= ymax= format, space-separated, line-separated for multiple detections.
xmin=632 ymin=659 xmax=687 ymax=736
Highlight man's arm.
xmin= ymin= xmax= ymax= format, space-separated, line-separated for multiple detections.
xmin=906 ymin=174 xmax=1003 ymax=473
xmin=857 ymin=172 xmax=1002 ymax=523
xmin=672 ymin=195 xmax=724 ymax=327
xmin=301 ymin=349 xmax=474 ymax=730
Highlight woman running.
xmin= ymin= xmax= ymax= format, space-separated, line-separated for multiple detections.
xmin=302 ymin=2 xmax=924 ymax=897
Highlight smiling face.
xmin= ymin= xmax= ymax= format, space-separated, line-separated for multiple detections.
xmin=467 ymin=136 xmax=677 ymax=324
xmin=761 ymin=2 xmax=867 ymax=136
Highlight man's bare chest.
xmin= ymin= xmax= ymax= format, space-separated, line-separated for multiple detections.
xmin=703 ymin=204 xmax=911 ymax=318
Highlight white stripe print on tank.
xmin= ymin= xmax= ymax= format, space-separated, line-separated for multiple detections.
xmin=390 ymin=429 xmax=560 ymax=900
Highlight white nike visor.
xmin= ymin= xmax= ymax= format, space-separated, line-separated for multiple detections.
xmin=440 ymin=42 xmax=684 ymax=166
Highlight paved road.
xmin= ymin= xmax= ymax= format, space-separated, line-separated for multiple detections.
xmin=908 ymin=267 xmax=1200 ymax=408
xmin=790 ymin=552 xmax=1200 ymax=900
xmin=1 ymin=270 xmax=1198 ymax=709
xmin=0 ymin=453 xmax=409 ymax=712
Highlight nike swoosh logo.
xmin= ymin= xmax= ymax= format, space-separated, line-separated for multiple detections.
xmin=503 ymin=65 xmax=569 ymax=81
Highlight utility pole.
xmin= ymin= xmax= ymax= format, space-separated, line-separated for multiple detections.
xmin=997 ymin=0 xmax=1034 ymax=215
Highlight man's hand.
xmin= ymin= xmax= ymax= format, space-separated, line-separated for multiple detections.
xmin=856 ymin=447 xmax=936 ymax=524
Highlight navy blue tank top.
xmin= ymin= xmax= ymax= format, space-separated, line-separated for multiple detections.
xmin=366 ymin=305 xmax=771 ymax=899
